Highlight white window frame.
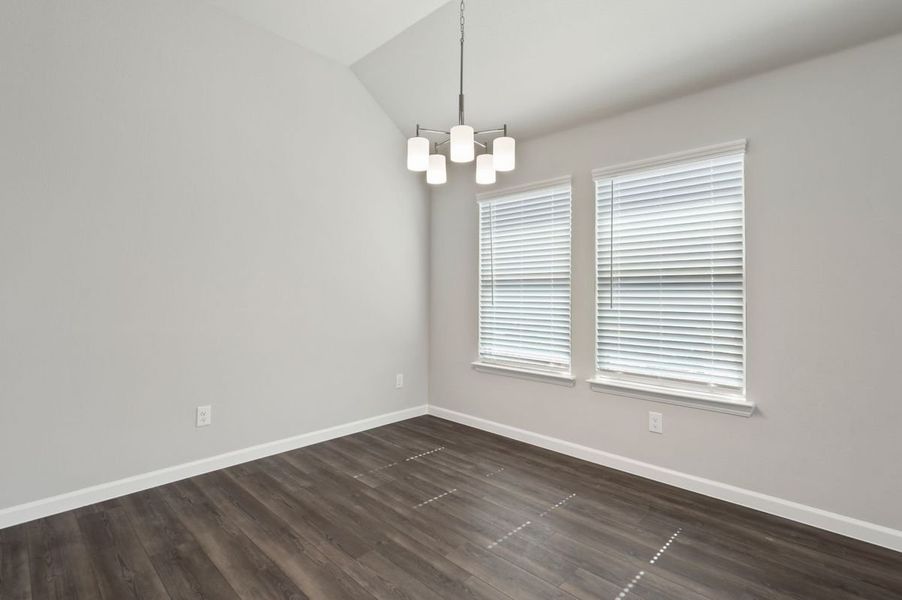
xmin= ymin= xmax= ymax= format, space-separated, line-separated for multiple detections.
xmin=472 ymin=176 xmax=575 ymax=386
xmin=588 ymin=141 xmax=755 ymax=416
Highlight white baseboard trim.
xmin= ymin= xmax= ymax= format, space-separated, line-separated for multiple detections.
xmin=427 ymin=405 xmax=902 ymax=553
xmin=0 ymin=404 xmax=428 ymax=530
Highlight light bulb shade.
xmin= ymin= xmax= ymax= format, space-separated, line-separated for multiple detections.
xmin=475 ymin=154 xmax=496 ymax=185
xmin=493 ymin=136 xmax=516 ymax=171
xmin=426 ymin=154 xmax=447 ymax=185
xmin=450 ymin=125 xmax=475 ymax=163
xmin=407 ymin=137 xmax=429 ymax=171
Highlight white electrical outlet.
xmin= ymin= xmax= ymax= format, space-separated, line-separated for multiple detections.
xmin=196 ymin=405 xmax=212 ymax=428
xmin=648 ymin=411 xmax=663 ymax=434
xmin=395 ymin=373 xmax=404 ymax=388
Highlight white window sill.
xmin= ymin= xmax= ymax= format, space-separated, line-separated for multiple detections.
xmin=472 ymin=361 xmax=575 ymax=387
xmin=587 ymin=375 xmax=755 ymax=417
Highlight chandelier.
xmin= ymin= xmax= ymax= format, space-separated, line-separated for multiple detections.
xmin=406 ymin=1 xmax=516 ymax=185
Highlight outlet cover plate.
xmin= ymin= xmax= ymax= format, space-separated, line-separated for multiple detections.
xmin=648 ymin=411 xmax=663 ymax=434
xmin=196 ymin=405 xmax=212 ymax=428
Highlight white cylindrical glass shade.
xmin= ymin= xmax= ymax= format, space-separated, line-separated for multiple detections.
xmin=493 ymin=136 xmax=516 ymax=171
xmin=407 ymin=137 xmax=429 ymax=171
xmin=475 ymin=154 xmax=496 ymax=185
xmin=450 ymin=125 xmax=475 ymax=163
xmin=426 ymin=154 xmax=447 ymax=185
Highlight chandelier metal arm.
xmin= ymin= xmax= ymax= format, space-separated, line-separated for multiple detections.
xmin=474 ymin=127 xmax=506 ymax=136
xmin=434 ymin=137 xmax=486 ymax=150
xmin=417 ymin=126 xmax=449 ymax=136
xmin=417 ymin=125 xmax=508 ymax=138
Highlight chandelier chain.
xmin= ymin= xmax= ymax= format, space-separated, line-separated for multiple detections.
xmin=460 ymin=0 xmax=465 ymax=42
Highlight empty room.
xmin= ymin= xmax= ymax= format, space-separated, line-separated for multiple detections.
xmin=2 ymin=1 xmax=902 ymax=598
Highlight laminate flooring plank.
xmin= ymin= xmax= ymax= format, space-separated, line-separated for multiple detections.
xmin=25 ymin=512 xmax=103 ymax=599
xmin=0 ymin=525 xmax=32 ymax=600
xmin=446 ymin=541 xmax=579 ymax=600
xmin=119 ymin=489 xmax=242 ymax=600
xmin=158 ymin=480 xmax=308 ymax=600
xmin=76 ymin=507 xmax=169 ymax=600
xmin=197 ymin=470 xmax=377 ymax=600
xmin=560 ymin=567 xmax=645 ymax=600
xmin=226 ymin=466 xmax=373 ymax=559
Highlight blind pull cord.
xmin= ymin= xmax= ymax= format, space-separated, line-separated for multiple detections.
xmin=490 ymin=203 xmax=495 ymax=307
xmin=609 ymin=182 xmax=614 ymax=309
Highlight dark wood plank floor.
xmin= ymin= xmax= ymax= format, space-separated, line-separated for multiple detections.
xmin=2 ymin=415 xmax=901 ymax=599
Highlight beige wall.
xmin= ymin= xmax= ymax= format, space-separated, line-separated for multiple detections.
xmin=0 ymin=0 xmax=429 ymax=509
xmin=430 ymin=34 xmax=902 ymax=530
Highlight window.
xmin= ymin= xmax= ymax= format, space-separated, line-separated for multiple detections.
xmin=593 ymin=141 xmax=748 ymax=410
xmin=477 ymin=178 xmax=572 ymax=379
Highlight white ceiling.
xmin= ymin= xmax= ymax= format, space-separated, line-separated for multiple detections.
xmin=352 ymin=0 xmax=902 ymax=139
xmin=205 ymin=0 xmax=449 ymax=65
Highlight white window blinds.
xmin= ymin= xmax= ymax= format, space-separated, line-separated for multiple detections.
xmin=595 ymin=143 xmax=745 ymax=395
xmin=479 ymin=179 xmax=571 ymax=373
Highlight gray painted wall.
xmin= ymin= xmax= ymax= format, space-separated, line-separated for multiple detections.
xmin=430 ymin=34 xmax=902 ymax=530
xmin=0 ymin=0 xmax=429 ymax=509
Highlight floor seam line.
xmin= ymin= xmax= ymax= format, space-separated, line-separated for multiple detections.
xmin=614 ymin=527 xmax=682 ymax=599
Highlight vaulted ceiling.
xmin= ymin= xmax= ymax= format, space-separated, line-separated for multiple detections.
xmin=205 ymin=0 xmax=449 ymax=65
xmin=209 ymin=0 xmax=902 ymax=140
